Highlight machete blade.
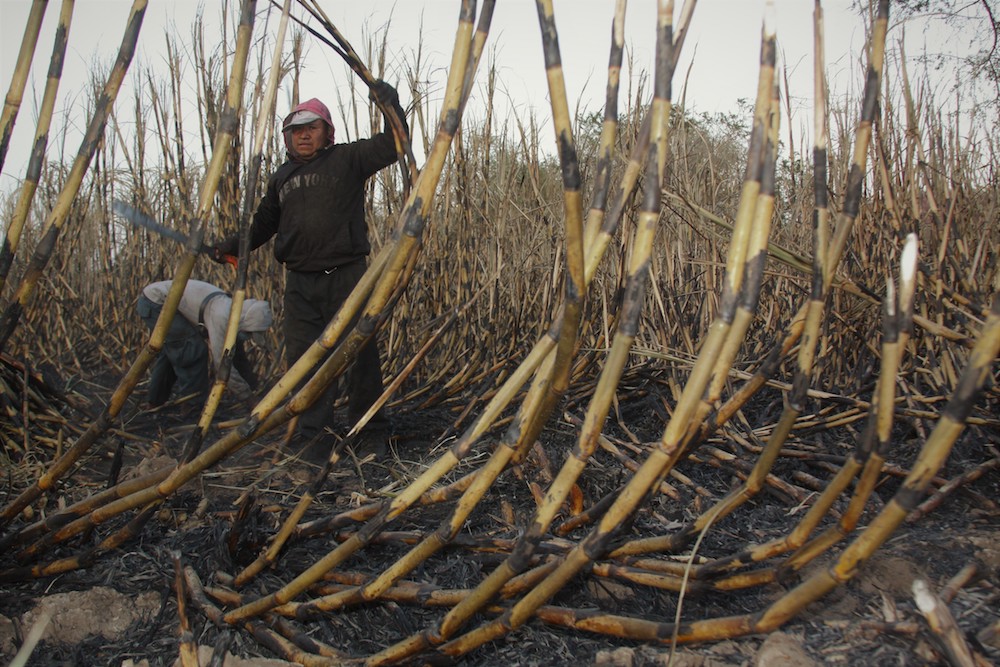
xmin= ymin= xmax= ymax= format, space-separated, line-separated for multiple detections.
xmin=111 ymin=201 xmax=235 ymax=267
xmin=112 ymin=200 xmax=191 ymax=246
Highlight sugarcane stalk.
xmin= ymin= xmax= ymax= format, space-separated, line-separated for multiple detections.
xmin=0 ymin=502 xmax=158 ymax=582
xmin=223 ymin=2 xmax=485 ymax=622
xmin=716 ymin=0 xmax=896 ymax=576
xmin=614 ymin=75 xmax=786 ymax=558
xmin=0 ymin=0 xmax=150 ymax=527
xmin=434 ymin=1 xmax=685 ymax=658
xmin=382 ymin=292 xmax=996 ymax=653
xmin=825 ymin=2 xmax=887 ymax=285
xmin=755 ymin=289 xmax=999 ymax=634
xmin=172 ymin=551 xmax=200 ymax=667
xmin=183 ymin=566 xmax=340 ymax=666
xmin=0 ymin=0 xmax=146 ymax=353
xmin=0 ymin=0 xmax=73 ymax=295
xmin=371 ymin=6 xmax=658 ymax=662
xmin=358 ymin=0 xmax=598 ymax=612
xmin=683 ymin=0 xmax=891 ymax=467
xmin=262 ymin=2 xmax=653 ymax=643
xmin=5 ymin=0 xmax=998 ymax=661
xmin=295 ymin=0 xmax=417 ymax=188
xmin=0 ymin=0 xmax=48 ymax=172
xmin=232 ymin=286 xmax=491 ymax=589
xmin=0 ymin=0 xmax=257 ymax=533
xmin=778 ymin=234 xmax=918 ymax=576
xmin=233 ymin=0 xmax=494 ymax=446
xmin=182 ymin=0 xmax=293 ymax=462
xmin=671 ymin=14 xmax=777 ymax=464
xmin=0 ymin=463 xmax=172 ymax=553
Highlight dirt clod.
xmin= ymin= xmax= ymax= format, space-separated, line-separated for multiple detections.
xmin=754 ymin=632 xmax=815 ymax=667
xmin=0 ymin=614 xmax=16 ymax=656
xmin=19 ymin=586 xmax=160 ymax=646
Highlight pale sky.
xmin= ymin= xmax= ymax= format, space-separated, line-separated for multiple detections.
xmin=0 ymin=1 xmax=971 ymax=192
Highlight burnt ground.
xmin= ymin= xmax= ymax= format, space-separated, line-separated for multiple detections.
xmin=1 ymin=370 xmax=999 ymax=667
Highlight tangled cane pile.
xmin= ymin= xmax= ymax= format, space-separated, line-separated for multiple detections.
xmin=1 ymin=0 xmax=998 ymax=664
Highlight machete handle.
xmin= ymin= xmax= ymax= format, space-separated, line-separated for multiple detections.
xmin=202 ymin=244 xmax=237 ymax=268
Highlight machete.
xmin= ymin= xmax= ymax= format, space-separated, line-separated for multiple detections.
xmin=112 ymin=200 xmax=237 ymax=267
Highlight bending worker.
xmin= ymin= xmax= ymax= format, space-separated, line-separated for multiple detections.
xmin=137 ymin=279 xmax=273 ymax=407
xmin=211 ymin=81 xmax=407 ymax=458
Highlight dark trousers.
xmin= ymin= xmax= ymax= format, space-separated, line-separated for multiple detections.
xmin=136 ymin=294 xmax=210 ymax=406
xmin=283 ymin=263 xmax=386 ymax=437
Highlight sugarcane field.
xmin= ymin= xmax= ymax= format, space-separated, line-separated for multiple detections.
xmin=1 ymin=0 xmax=999 ymax=664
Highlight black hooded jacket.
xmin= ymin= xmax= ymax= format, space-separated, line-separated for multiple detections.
xmin=221 ymin=132 xmax=397 ymax=272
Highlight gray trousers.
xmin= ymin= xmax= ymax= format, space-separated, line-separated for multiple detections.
xmin=283 ymin=262 xmax=387 ymax=437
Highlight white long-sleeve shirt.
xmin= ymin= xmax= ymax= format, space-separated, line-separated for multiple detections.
xmin=142 ymin=280 xmax=272 ymax=395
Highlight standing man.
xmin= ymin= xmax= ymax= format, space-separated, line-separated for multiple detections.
xmin=137 ymin=279 xmax=273 ymax=408
xmin=212 ymin=81 xmax=407 ymax=458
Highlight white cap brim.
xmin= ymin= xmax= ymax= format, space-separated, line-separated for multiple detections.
xmin=283 ymin=110 xmax=323 ymax=129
